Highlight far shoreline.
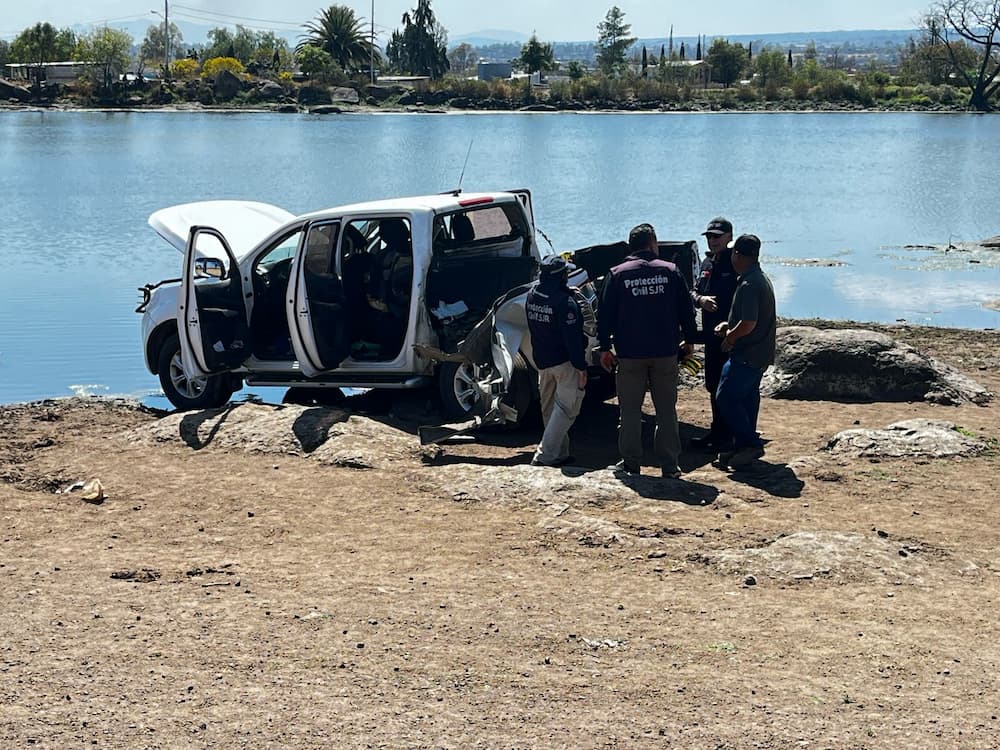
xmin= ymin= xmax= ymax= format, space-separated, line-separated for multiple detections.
xmin=1 ymin=100 xmax=992 ymax=117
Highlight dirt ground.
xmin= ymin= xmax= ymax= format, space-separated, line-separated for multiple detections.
xmin=3 ymin=320 xmax=1000 ymax=749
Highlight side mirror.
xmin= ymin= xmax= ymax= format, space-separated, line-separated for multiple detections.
xmin=194 ymin=257 xmax=226 ymax=279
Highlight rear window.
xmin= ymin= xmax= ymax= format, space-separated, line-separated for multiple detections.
xmin=433 ymin=202 xmax=529 ymax=256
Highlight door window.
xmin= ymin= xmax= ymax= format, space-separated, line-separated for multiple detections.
xmin=249 ymin=229 xmax=303 ymax=360
xmin=340 ymin=217 xmax=413 ymax=361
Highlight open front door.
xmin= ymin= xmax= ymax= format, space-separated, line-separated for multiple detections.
xmin=177 ymin=226 xmax=251 ymax=381
xmin=287 ymin=221 xmax=351 ymax=377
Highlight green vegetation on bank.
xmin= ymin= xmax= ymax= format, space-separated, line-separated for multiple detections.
xmin=1 ymin=1 xmax=998 ymax=112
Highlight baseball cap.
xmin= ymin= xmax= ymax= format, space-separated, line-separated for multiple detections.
xmin=702 ymin=217 xmax=733 ymax=236
xmin=728 ymin=233 xmax=761 ymax=258
xmin=539 ymin=255 xmax=568 ymax=276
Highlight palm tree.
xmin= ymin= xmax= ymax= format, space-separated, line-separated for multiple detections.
xmin=298 ymin=5 xmax=380 ymax=74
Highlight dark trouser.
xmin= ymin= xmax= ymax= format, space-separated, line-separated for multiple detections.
xmin=715 ymin=358 xmax=765 ymax=451
xmin=615 ymin=356 xmax=681 ymax=473
xmin=703 ymin=337 xmax=731 ymax=444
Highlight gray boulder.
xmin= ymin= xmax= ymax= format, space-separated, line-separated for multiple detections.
xmin=310 ymin=105 xmax=342 ymax=115
xmin=0 ymin=78 xmax=31 ymax=102
xmin=213 ymin=69 xmax=243 ymax=100
xmin=257 ymin=81 xmax=285 ymax=101
xmin=826 ymin=418 xmax=989 ymax=458
xmin=762 ymin=326 xmax=992 ymax=405
xmin=330 ymin=86 xmax=360 ymax=104
xmin=364 ymin=84 xmax=405 ymax=101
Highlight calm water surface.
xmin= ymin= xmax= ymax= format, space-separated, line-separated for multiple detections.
xmin=2 ymin=110 xmax=999 ymax=405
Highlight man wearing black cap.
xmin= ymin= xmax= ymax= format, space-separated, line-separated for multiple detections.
xmin=690 ymin=216 xmax=739 ymax=451
xmin=713 ymin=234 xmax=776 ymax=469
xmin=598 ymin=223 xmax=698 ymax=478
xmin=527 ymin=255 xmax=589 ymax=467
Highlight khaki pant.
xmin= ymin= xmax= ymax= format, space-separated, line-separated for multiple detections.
xmin=533 ymin=361 xmax=586 ymax=465
xmin=615 ymin=356 xmax=680 ymax=472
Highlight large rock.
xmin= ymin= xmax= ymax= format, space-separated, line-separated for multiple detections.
xmin=762 ymin=326 xmax=992 ymax=405
xmin=297 ymin=82 xmax=332 ymax=105
xmin=257 ymin=81 xmax=285 ymax=101
xmin=213 ymin=69 xmax=243 ymax=100
xmin=826 ymin=418 xmax=989 ymax=459
xmin=330 ymin=86 xmax=359 ymax=104
xmin=363 ymin=84 xmax=405 ymax=101
xmin=981 ymin=235 xmax=1000 ymax=248
xmin=0 ymin=78 xmax=31 ymax=102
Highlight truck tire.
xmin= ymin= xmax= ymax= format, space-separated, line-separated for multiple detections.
xmin=438 ymin=354 xmax=537 ymax=426
xmin=157 ymin=333 xmax=234 ymax=411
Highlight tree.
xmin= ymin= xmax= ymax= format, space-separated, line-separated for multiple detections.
xmin=299 ymin=5 xmax=379 ymax=74
xmin=754 ymin=48 xmax=790 ymax=90
xmin=385 ymin=0 xmax=449 ymax=78
xmin=140 ymin=23 xmax=183 ymax=71
xmin=78 ymin=27 xmax=133 ymax=93
xmin=202 ymin=28 xmax=233 ymax=61
xmin=448 ymin=42 xmax=478 ymax=75
xmin=519 ymin=33 xmax=554 ymax=74
xmin=788 ymin=49 xmax=793 ymax=67
xmin=0 ymin=40 xmax=11 ymax=69
xmin=595 ymin=6 xmax=635 ymax=74
xmin=10 ymin=23 xmax=77 ymax=85
xmin=705 ymin=38 xmax=748 ymax=87
xmin=296 ymin=45 xmax=335 ymax=80
xmin=925 ymin=0 xmax=1000 ymax=111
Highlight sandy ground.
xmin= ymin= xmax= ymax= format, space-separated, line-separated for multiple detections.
xmin=2 ymin=320 xmax=1000 ymax=749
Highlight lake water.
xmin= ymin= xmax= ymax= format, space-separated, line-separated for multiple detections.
xmin=2 ymin=109 xmax=999 ymax=406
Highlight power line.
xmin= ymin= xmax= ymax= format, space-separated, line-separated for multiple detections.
xmin=171 ymin=4 xmax=302 ymax=28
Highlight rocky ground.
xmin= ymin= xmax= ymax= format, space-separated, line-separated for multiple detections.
xmin=2 ymin=320 xmax=1000 ymax=748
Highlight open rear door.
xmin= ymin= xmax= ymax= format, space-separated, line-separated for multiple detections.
xmin=287 ymin=221 xmax=351 ymax=377
xmin=508 ymin=188 xmax=535 ymax=231
xmin=177 ymin=226 xmax=252 ymax=381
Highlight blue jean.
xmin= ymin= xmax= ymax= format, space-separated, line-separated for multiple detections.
xmin=715 ymin=358 xmax=764 ymax=450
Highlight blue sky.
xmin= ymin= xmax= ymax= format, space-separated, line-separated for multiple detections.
xmin=2 ymin=0 xmax=927 ymax=41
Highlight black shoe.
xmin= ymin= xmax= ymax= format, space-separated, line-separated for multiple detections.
xmin=716 ymin=449 xmax=737 ymax=466
xmin=728 ymin=445 xmax=765 ymax=468
xmin=610 ymin=460 xmax=640 ymax=475
xmin=552 ymin=455 xmax=576 ymax=467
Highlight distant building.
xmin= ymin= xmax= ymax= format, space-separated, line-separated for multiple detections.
xmin=477 ymin=62 xmax=512 ymax=82
xmin=4 ymin=61 xmax=95 ymax=85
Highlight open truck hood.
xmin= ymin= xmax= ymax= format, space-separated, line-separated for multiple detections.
xmin=148 ymin=200 xmax=295 ymax=259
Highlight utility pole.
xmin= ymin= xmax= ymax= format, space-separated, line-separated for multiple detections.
xmin=370 ymin=0 xmax=375 ymax=83
xmin=163 ymin=0 xmax=170 ymax=81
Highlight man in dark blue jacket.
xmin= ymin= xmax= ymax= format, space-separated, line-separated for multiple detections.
xmin=527 ymin=256 xmax=589 ymax=467
xmin=691 ymin=216 xmax=740 ymax=451
xmin=598 ymin=224 xmax=698 ymax=478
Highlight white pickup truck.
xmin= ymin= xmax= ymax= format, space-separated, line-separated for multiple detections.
xmin=136 ymin=189 xmax=623 ymax=421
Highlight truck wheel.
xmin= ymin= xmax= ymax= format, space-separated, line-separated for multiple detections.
xmin=157 ymin=334 xmax=234 ymax=411
xmin=438 ymin=355 xmax=536 ymax=426
xmin=438 ymin=361 xmax=485 ymax=421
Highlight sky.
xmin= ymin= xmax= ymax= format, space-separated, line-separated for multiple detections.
xmin=1 ymin=0 xmax=929 ymax=42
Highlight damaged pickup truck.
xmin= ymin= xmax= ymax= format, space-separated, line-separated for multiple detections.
xmin=136 ymin=189 xmax=696 ymax=430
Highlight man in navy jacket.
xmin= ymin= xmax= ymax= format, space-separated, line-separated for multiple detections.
xmin=598 ymin=224 xmax=698 ymax=478
xmin=691 ymin=216 xmax=740 ymax=450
